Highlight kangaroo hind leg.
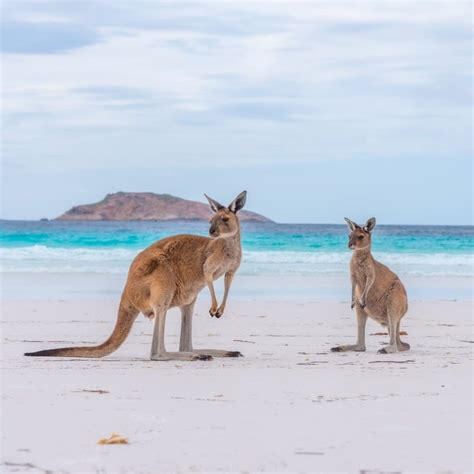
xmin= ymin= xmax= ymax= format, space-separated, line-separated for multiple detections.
xmin=396 ymin=320 xmax=410 ymax=351
xmin=378 ymin=311 xmax=400 ymax=354
xmin=150 ymin=305 xmax=212 ymax=361
xmin=179 ymin=300 xmax=241 ymax=358
xmin=331 ymin=305 xmax=368 ymax=352
xmin=179 ymin=299 xmax=196 ymax=352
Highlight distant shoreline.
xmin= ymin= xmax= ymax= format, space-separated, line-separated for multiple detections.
xmin=0 ymin=219 xmax=473 ymax=227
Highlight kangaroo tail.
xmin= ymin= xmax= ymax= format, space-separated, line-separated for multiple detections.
xmin=25 ymin=301 xmax=139 ymax=358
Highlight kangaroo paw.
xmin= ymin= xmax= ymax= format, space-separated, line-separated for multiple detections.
xmin=224 ymin=351 xmax=242 ymax=357
xmin=331 ymin=344 xmax=366 ymax=353
xmin=193 ymin=354 xmax=213 ymax=361
xmin=378 ymin=345 xmax=397 ymax=354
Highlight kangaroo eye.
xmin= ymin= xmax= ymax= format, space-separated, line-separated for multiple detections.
xmin=358 ymin=235 xmax=364 ymax=239
xmin=222 ymin=217 xmax=229 ymax=222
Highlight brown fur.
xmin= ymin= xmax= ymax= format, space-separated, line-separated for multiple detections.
xmin=331 ymin=217 xmax=410 ymax=354
xmin=25 ymin=192 xmax=246 ymax=359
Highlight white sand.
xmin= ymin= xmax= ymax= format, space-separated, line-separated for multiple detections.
xmin=1 ymin=298 xmax=473 ymax=473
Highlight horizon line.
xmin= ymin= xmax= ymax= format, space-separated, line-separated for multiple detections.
xmin=0 ymin=218 xmax=472 ymax=227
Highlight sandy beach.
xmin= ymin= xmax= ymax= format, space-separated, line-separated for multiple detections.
xmin=2 ymin=0 xmax=472 ymax=472
xmin=2 ymin=296 xmax=472 ymax=473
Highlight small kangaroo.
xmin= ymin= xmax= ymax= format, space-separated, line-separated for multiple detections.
xmin=331 ymin=217 xmax=409 ymax=354
xmin=25 ymin=191 xmax=248 ymax=361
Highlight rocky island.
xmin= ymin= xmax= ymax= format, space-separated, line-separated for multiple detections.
xmin=55 ymin=192 xmax=272 ymax=222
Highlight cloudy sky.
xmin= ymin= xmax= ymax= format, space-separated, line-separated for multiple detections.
xmin=1 ymin=1 xmax=472 ymax=224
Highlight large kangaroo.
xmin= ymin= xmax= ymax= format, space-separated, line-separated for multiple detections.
xmin=331 ymin=217 xmax=409 ymax=354
xmin=25 ymin=191 xmax=248 ymax=361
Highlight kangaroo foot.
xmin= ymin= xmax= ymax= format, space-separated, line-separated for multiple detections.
xmin=397 ymin=341 xmax=410 ymax=351
xmin=150 ymin=351 xmax=213 ymax=361
xmin=378 ymin=344 xmax=398 ymax=354
xmin=194 ymin=349 xmax=243 ymax=357
xmin=331 ymin=344 xmax=366 ymax=353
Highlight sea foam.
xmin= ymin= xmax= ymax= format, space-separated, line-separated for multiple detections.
xmin=0 ymin=245 xmax=472 ymax=276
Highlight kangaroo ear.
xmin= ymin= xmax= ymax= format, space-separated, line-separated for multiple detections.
xmin=228 ymin=190 xmax=247 ymax=213
xmin=204 ymin=194 xmax=225 ymax=213
xmin=364 ymin=217 xmax=376 ymax=233
xmin=344 ymin=217 xmax=359 ymax=231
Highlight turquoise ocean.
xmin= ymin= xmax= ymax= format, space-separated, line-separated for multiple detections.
xmin=1 ymin=220 xmax=473 ymax=277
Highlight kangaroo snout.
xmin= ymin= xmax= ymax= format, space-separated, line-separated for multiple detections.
xmin=209 ymin=225 xmax=218 ymax=237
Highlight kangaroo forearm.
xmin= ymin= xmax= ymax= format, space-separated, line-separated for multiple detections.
xmin=206 ymin=277 xmax=218 ymax=307
xmin=350 ymin=274 xmax=356 ymax=306
xmin=220 ymin=272 xmax=235 ymax=308
xmin=361 ymin=277 xmax=375 ymax=302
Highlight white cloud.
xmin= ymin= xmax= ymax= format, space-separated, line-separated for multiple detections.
xmin=1 ymin=1 xmax=471 ymax=175
xmin=8 ymin=12 xmax=74 ymax=24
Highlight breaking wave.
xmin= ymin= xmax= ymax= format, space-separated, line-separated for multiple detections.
xmin=0 ymin=245 xmax=472 ymax=276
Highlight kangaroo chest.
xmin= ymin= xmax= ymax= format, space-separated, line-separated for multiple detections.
xmin=354 ymin=272 xmax=367 ymax=287
xmin=351 ymin=256 xmax=373 ymax=288
xmin=212 ymin=256 xmax=240 ymax=280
